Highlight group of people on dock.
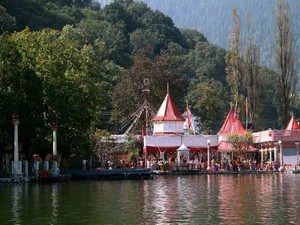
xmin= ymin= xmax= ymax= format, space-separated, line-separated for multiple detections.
xmin=143 ymin=153 xmax=284 ymax=173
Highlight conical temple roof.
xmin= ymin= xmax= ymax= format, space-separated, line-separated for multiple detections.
xmin=152 ymin=93 xmax=185 ymax=122
xmin=218 ymin=110 xmax=246 ymax=135
xmin=285 ymin=116 xmax=300 ymax=130
xmin=177 ymin=143 xmax=189 ymax=151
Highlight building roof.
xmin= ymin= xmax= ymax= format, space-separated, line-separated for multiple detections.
xmin=218 ymin=110 xmax=246 ymax=135
xmin=152 ymin=93 xmax=185 ymax=122
xmin=143 ymin=135 xmax=218 ymax=153
xmin=285 ymin=116 xmax=300 ymax=130
xmin=217 ymin=141 xmax=257 ymax=152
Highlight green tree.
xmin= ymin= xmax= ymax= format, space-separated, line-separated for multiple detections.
xmin=225 ymin=8 xmax=242 ymax=107
xmin=227 ymin=132 xmax=254 ymax=151
xmin=275 ymin=0 xmax=296 ymax=127
xmin=139 ymin=10 xmax=188 ymax=53
xmin=260 ymin=68 xmax=278 ymax=129
xmin=185 ymin=42 xmax=227 ymax=85
xmin=243 ymin=16 xmax=264 ymax=131
xmin=0 ymin=0 xmax=77 ymax=31
xmin=4 ymin=27 xmax=102 ymax=158
xmin=186 ymin=74 xmax=228 ymax=134
xmin=180 ymin=29 xmax=208 ymax=49
xmin=101 ymin=0 xmax=137 ymax=34
xmin=77 ymin=12 xmax=130 ymax=67
xmin=124 ymin=134 xmax=138 ymax=160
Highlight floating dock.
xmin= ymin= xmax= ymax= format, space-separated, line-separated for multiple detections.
xmin=60 ymin=168 xmax=153 ymax=180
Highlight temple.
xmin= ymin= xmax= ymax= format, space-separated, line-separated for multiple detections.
xmin=143 ymin=89 xmax=217 ymax=165
xmin=143 ymin=87 xmax=300 ymax=171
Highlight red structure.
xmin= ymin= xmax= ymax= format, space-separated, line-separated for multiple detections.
xmin=143 ymin=87 xmax=217 ymax=157
xmin=285 ymin=116 xmax=300 ymax=130
xmin=217 ymin=110 xmax=247 ymax=152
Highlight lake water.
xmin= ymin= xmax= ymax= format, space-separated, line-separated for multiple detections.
xmin=0 ymin=174 xmax=299 ymax=225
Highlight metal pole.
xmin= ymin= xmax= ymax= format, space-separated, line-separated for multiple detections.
xmin=12 ymin=115 xmax=20 ymax=178
xmin=260 ymin=148 xmax=264 ymax=169
xmin=207 ymin=139 xmax=211 ymax=171
xmin=53 ymin=130 xmax=57 ymax=157
xmin=51 ymin=122 xmax=58 ymax=176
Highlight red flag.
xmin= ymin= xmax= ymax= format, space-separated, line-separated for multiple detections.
xmin=186 ymin=105 xmax=192 ymax=130
xmin=231 ymin=101 xmax=238 ymax=134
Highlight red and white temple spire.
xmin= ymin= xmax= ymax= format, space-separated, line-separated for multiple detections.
xmin=285 ymin=116 xmax=300 ymax=130
xmin=152 ymin=83 xmax=185 ymax=135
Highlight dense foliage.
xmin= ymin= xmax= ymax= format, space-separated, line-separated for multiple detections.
xmin=0 ymin=0 xmax=296 ymax=162
xmin=113 ymin=0 xmax=299 ymax=82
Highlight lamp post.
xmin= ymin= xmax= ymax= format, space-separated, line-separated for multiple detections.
xmin=278 ymin=140 xmax=284 ymax=171
xmin=207 ymin=139 xmax=211 ymax=171
xmin=12 ymin=115 xmax=20 ymax=178
xmin=51 ymin=122 xmax=58 ymax=176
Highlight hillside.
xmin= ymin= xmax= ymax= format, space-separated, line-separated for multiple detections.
xmin=100 ymin=0 xmax=300 ymax=75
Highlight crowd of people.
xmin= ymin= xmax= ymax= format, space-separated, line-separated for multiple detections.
xmin=89 ymin=152 xmax=285 ymax=173
xmin=143 ymin=154 xmax=283 ymax=173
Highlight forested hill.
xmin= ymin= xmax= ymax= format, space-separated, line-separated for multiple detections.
xmin=0 ymin=0 xmax=297 ymax=159
xmin=100 ymin=0 xmax=300 ymax=73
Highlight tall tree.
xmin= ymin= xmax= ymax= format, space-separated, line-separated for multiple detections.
xmin=225 ymin=8 xmax=243 ymax=109
xmin=243 ymin=16 xmax=264 ymax=131
xmin=4 ymin=27 xmax=102 ymax=157
xmin=275 ymin=0 xmax=296 ymax=127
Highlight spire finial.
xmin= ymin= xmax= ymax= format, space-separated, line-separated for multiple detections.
xmin=167 ymin=83 xmax=169 ymax=94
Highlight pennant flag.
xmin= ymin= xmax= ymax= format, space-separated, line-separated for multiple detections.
xmin=231 ymin=101 xmax=238 ymax=134
xmin=186 ymin=104 xmax=192 ymax=130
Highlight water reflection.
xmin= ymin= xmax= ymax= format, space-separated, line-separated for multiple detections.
xmin=218 ymin=175 xmax=261 ymax=225
xmin=11 ymin=185 xmax=22 ymax=225
xmin=143 ymin=175 xmax=222 ymax=224
xmin=50 ymin=184 xmax=58 ymax=225
xmin=143 ymin=174 xmax=300 ymax=225
xmin=0 ymin=174 xmax=300 ymax=225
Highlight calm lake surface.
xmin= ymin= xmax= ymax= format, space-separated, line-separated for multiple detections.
xmin=0 ymin=174 xmax=300 ymax=225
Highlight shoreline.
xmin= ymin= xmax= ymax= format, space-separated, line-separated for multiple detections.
xmin=1 ymin=168 xmax=297 ymax=184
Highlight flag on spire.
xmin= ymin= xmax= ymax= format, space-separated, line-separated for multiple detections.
xmin=231 ymin=100 xmax=238 ymax=134
xmin=186 ymin=103 xmax=192 ymax=130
